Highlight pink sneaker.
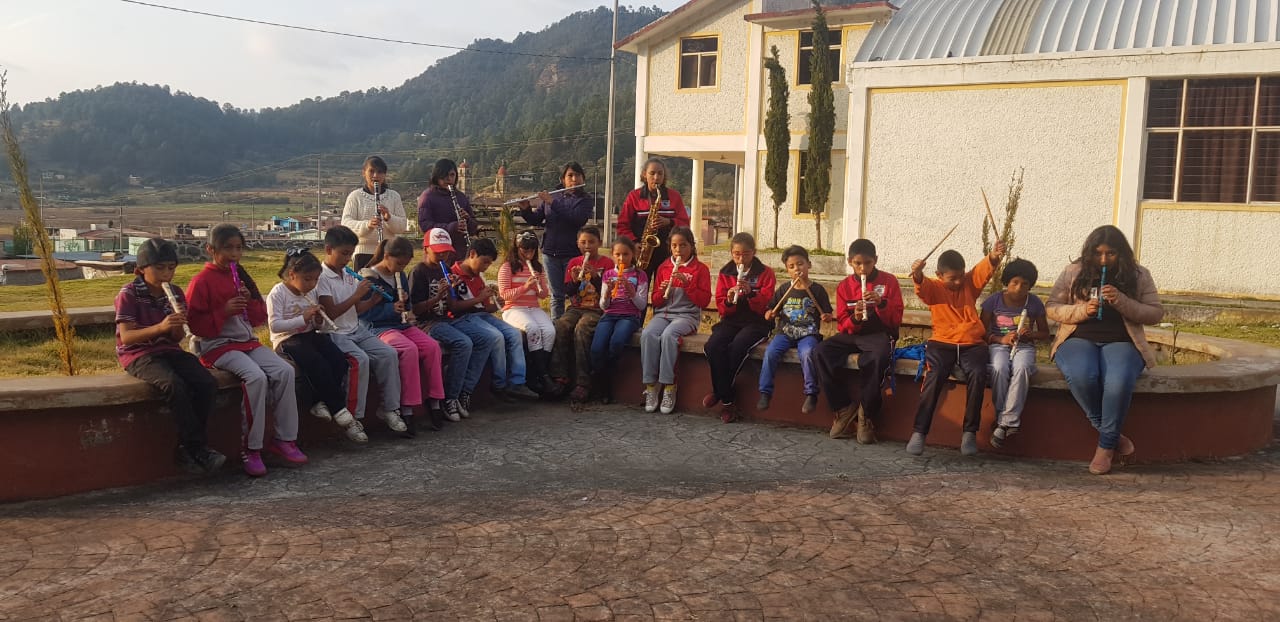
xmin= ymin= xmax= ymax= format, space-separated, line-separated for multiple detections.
xmin=242 ymin=450 xmax=267 ymax=477
xmin=265 ymin=439 xmax=309 ymax=465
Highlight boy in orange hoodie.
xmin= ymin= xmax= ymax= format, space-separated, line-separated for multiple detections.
xmin=907 ymin=240 xmax=1005 ymax=456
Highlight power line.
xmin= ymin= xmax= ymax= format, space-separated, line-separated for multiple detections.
xmin=118 ymin=0 xmax=614 ymax=62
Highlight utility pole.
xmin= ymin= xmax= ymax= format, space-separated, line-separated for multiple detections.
xmin=603 ymin=0 xmax=618 ymax=234
xmin=316 ymin=154 xmax=322 ymax=240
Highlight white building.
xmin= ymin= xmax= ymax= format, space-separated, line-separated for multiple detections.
xmin=619 ymin=0 xmax=1280 ymax=297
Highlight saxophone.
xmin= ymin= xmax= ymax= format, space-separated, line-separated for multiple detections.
xmin=635 ymin=191 xmax=662 ymax=270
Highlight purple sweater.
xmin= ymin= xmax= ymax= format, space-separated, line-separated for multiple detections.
xmin=417 ymin=185 xmax=479 ymax=257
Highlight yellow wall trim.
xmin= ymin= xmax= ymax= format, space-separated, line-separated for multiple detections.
xmin=868 ymin=79 xmax=1128 ymax=95
xmin=1141 ymin=201 xmax=1280 ymax=214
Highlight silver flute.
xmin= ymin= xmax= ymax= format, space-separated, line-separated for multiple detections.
xmin=502 ymin=183 xmax=587 ymax=206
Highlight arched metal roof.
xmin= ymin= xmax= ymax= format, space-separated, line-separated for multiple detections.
xmin=855 ymin=0 xmax=1280 ymax=62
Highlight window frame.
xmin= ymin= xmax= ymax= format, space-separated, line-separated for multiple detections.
xmin=1142 ymin=76 xmax=1280 ymax=205
xmin=796 ymin=29 xmax=843 ymax=87
xmin=677 ymin=35 xmax=720 ymax=90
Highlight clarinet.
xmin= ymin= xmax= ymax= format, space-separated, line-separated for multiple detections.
xmin=447 ymin=184 xmax=471 ymax=250
xmin=372 ymin=181 xmax=384 ymax=244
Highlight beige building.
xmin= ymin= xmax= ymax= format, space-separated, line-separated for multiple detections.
xmin=620 ymin=0 xmax=1280 ymax=297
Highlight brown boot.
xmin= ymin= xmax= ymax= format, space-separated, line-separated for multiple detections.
xmin=855 ymin=408 xmax=876 ymax=445
xmin=829 ymin=405 xmax=857 ymax=439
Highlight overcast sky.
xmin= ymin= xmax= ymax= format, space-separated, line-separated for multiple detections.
xmin=1 ymin=0 xmax=685 ymax=110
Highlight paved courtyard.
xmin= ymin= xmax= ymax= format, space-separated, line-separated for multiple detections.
xmin=2 ymin=401 xmax=1278 ymax=621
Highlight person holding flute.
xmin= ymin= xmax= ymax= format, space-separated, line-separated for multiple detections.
xmin=342 ymin=156 xmax=408 ymax=270
xmin=980 ymin=258 xmax=1050 ymax=449
xmin=266 ymin=247 xmax=364 ymax=441
xmin=814 ymin=239 xmax=903 ymax=445
xmin=515 ymin=162 xmax=593 ymax=319
xmin=702 ymin=233 xmax=776 ymax=424
xmin=758 ymin=245 xmax=833 ymax=415
xmin=417 ymin=158 xmax=479 ymax=258
xmin=114 ymin=238 xmax=225 ymax=475
xmin=1047 ymin=225 xmax=1163 ymax=475
xmin=639 ymin=226 xmax=710 ymax=415
xmin=498 ymin=231 xmax=555 ymax=394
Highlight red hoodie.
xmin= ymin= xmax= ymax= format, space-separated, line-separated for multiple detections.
xmin=185 ymin=262 xmax=267 ymax=365
xmin=714 ymin=257 xmax=776 ymax=325
xmin=835 ymin=269 xmax=904 ymax=337
xmin=651 ymin=256 xmax=711 ymax=313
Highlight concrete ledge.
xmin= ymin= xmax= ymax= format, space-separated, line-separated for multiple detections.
xmin=0 ymin=306 xmax=116 ymax=330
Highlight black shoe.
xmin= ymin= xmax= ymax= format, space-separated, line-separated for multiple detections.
xmin=428 ymin=409 xmax=446 ymax=431
xmin=177 ymin=445 xmax=226 ymax=474
xmin=400 ymin=414 xmax=417 ymax=438
xmin=505 ymin=384 xmax=541 ymax=400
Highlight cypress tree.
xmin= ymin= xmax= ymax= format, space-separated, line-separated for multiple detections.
xmin=803 ymin=0 xmax=835 ymax=250
xmin=763 ymin=45 xmax=791 ymax=250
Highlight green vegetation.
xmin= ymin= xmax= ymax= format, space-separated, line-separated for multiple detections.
xmin=763 ymin=45 xmax=790 ymax=250
xmin=1173 ymin=323 xmax=1280 ymax=347
xmin=803 ymin=1 xmax=835 ymax=250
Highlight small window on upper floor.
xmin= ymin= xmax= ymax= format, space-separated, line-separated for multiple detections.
xmin=679 ymin=36 xmax=718 ymax=89
xmin=798 ymin=30 xmax=841 ymax=85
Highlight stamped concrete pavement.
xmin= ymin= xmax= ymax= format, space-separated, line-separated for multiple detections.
xmin=2 ymin=400 xmax=1278 ymax=621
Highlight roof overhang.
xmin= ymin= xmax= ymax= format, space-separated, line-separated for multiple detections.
xmin=616 ymin=0 xmax=727 ymax=54
xmin=744 ymin=2 xmax=894 ymax=29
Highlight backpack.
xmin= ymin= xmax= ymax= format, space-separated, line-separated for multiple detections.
xmin=887 ymin=343 xmax=927 ymax=395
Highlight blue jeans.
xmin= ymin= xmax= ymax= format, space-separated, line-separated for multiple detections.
xmin=988 ymin=343 xmax=1038 ymax=429
xmin=1054 ymin=338 xmax=1145 ymax=450
xmin=759 ymin=334 xmax=821 ymax=396
xmin=427 ymin=321 xmax=486 ymax=398
xmin=453 ymin=313 xmax=527 ymax=388
xmin=543 ymin=254 xmax=572 ymax=320
xmin=591 ymin=313 xmax=642 ymax=370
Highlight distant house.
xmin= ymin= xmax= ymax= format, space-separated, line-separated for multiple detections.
xmin=271 ymin=216 xmax=303 ymax=233
xmin=0 ymin=259 xmax=81 ymax=286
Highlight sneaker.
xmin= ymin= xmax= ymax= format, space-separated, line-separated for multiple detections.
xmin=643 ymin=384 xmax=660 ymax=413
xmin=443 ymin=399 xmax=464 ymax=422
xmin=242 ymin=450 xmax=267 ymax=477
xmin=829 ymin=405 xmax=857 ymax=439
xmin=855 ymin=409 xmax=877 ymax=445
xmin=757 ymin=393 xmax=771 ymax=411
xmin=331 ymin=408 xmax=355 ymax=428
xmin=659 ymin=385 xmax=677 ymax=414
xmin=175 ymin=446 xmax=214 ymax=475
xmin=701 ymin=392 xmax=718 ymax=409
xmin=192 ymin=446 xmax=226 ymax=473
xmin=991 ymin=425 xmax=1016 ymax=449
xmin=906 ymin=432 xmax=926 ymax=456
xmin=400 ymin=414 xmax=417 ymax=439
xmin=719 ymin=403 xmax=740 ymax=424
xmin=344 ymin=419 xmax=369 ymax=443
xmin=801 ymin=394 xmax=818 ymax=414
xmin=379 ymin=409 xmax=408 ymax=433
xmin=960 ymin=431 xmax=978 ymax=456
xmin=459 ymin=392 xmax=473 ymax=418
xmin=309 ymin=402 xmax=333 ymax=422
xmin=569 ymin=385 xmax=589 ymax=403
xmin=505 ymin=384 xmax=541 ymax=400
xmin=265 ymin=439 xmax=309 ymax=465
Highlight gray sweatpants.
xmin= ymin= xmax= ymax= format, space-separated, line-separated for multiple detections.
xmin=213 ymin=346 xmax=299 ymax=450
xmin=641 ymin=313 xmax=700 ymax=385
xmin=329 ymin=326 xmax=402 ymax=418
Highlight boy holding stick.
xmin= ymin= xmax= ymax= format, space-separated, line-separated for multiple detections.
xmin=814 ymin=239 xmax=904 ymax=444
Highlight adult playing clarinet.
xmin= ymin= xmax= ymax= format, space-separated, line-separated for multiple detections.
xmin=618 ymin=158 xmax=690 ymax=281
xmin=342 ymin=156 xmax=408 ymax=270
xmin=418 ymin=158 xmax=479 ymax=258
xmin=517 ymin=162 xmax=593 ymax=319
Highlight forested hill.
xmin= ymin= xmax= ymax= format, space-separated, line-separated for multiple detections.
xmin=9 ymin=6 xmax=663 ymax=191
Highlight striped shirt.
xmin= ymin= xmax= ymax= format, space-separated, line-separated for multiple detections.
xmin=497 ymin=261 xmax=550 ymax=311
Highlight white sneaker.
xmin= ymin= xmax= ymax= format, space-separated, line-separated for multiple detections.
xmin=443 ymin=399 xmax=464 ymax=422
xmin=660 ymin=385 xmax=677 ymax=415
xmin=643 ymin=384 xmax=660 ymax=413
xmin=331 ymin=407 xmax=355 ymax=428
xmin=344 ymin=419 xmax=368 ymax=443
xmin=379 ymin=409 xmax=408 ymax=433
xmin=309 ymin=402 xmax=332 ymax=421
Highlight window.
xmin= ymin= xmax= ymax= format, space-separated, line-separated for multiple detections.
xmin=796 ymin=154 xmax=811 ymax=214
xmin=1143 ymin=77 xmax=1280 ymax=204
xmin=798 ymin=30 xmax=842 ymax=85
xmin=679 ymin=37 xmax=718 ymax=89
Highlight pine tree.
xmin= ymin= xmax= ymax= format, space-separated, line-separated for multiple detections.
xmin=803 ymin=1 xmax=835 ymax=251
xmin=763 ymin=45 xmax=791 ymax=250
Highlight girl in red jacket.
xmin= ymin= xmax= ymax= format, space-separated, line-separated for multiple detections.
xmin=702 ymin=233 xmax=776 ymax=423
xmin=640 ymin=226 xmax=710 ymax=415
xmin=186 ymin=224 xmax=306 ymax=477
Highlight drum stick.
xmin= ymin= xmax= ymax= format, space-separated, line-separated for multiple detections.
xmin=922 ymin=223 xmax=960 ymax=263
xmin=981 ymin=189 xmax=1000 ymax=242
